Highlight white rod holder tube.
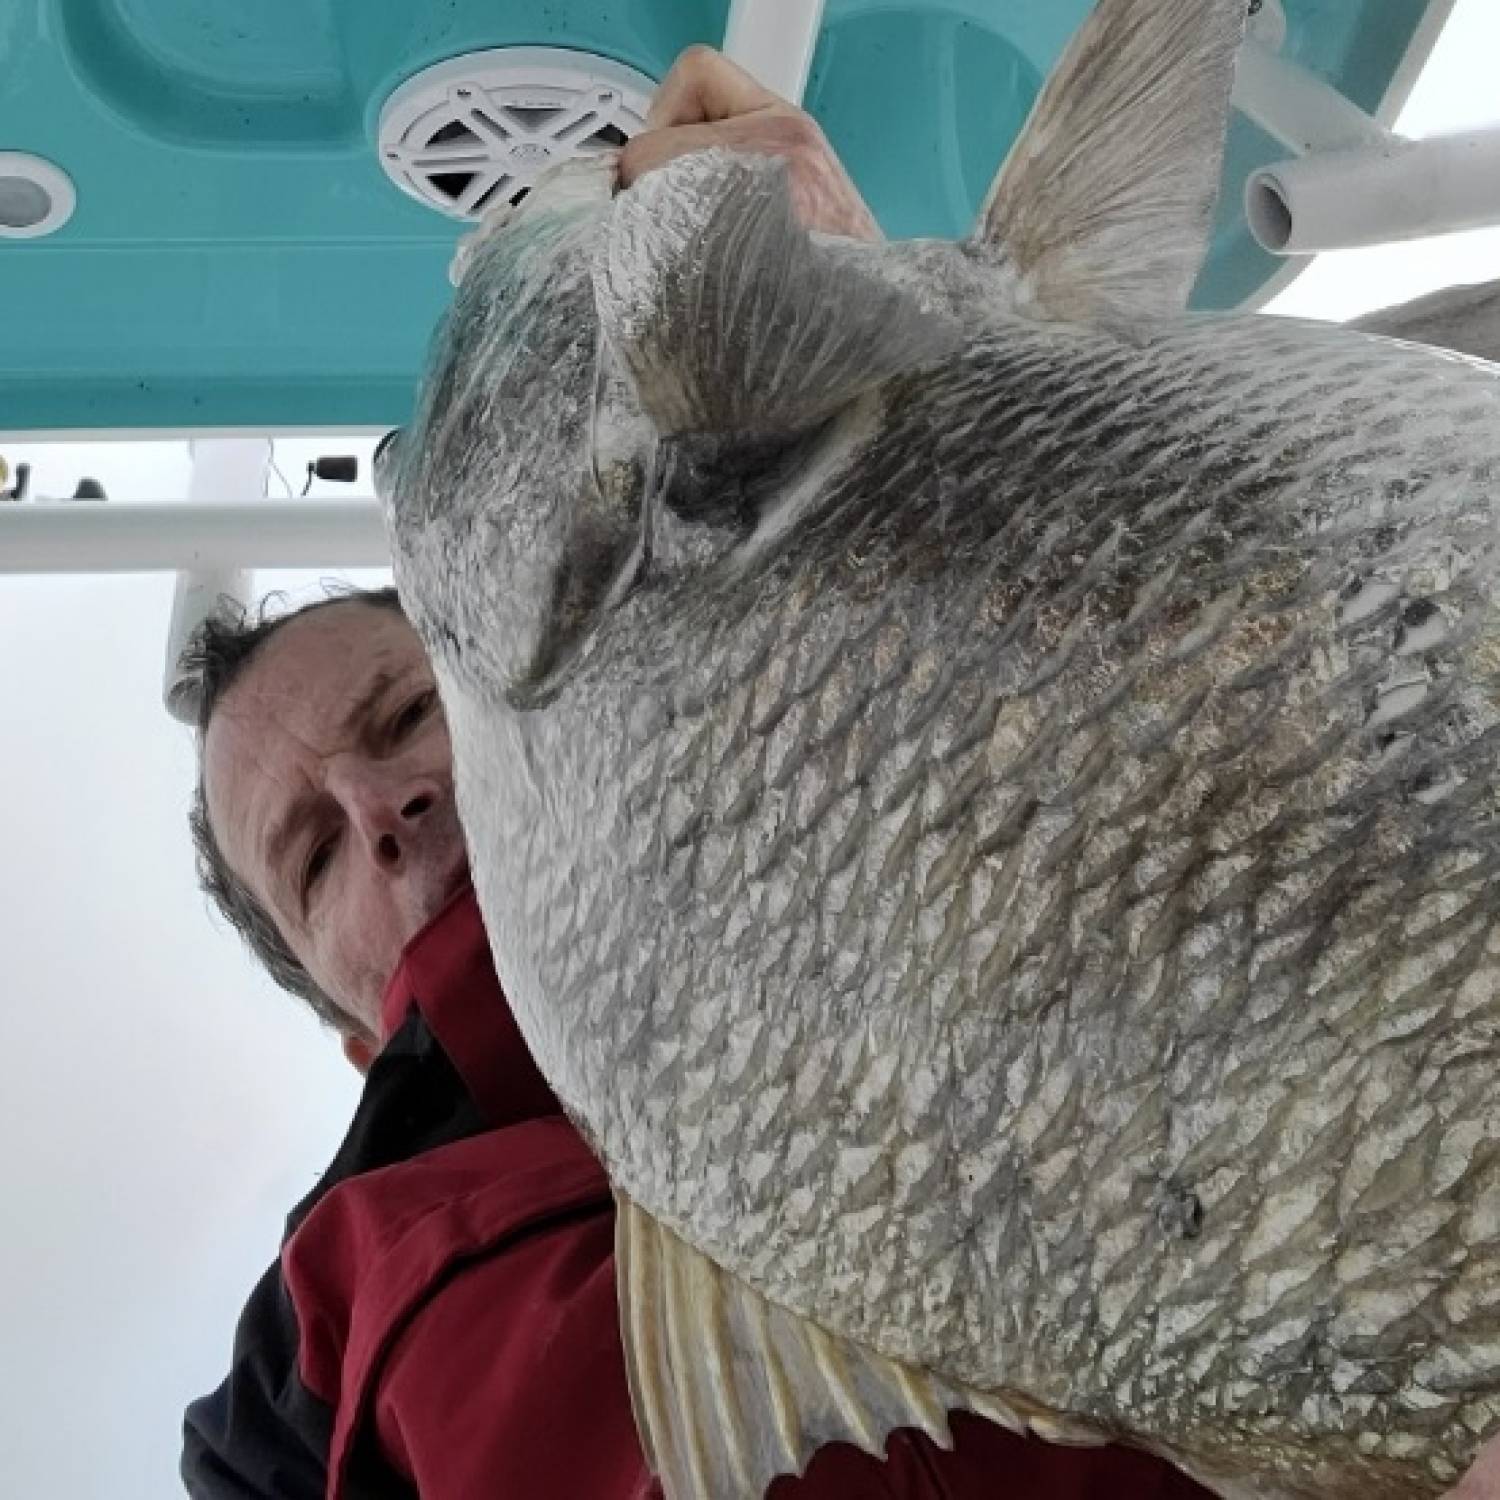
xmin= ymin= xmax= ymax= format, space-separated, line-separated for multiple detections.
xmin=723 ymin=0 xmax=826 ymax=104
xmin=0 ymin=500 xmax=390 ymax=575
xmin=1248 ymin=126 xmax=1500 ymax=255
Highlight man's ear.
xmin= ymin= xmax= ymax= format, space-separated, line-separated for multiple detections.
xmin=342 ymin=1033 xmax=379 ymax=1076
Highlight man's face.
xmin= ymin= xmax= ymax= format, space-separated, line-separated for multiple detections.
xmin=204 ymin=602 xmax=469 ymax=1041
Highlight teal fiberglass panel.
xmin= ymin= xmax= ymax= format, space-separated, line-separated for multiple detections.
xmin=60 ymin=0 xmax=358 ymax=147
xmin=0 ymin=0 xmax=729 ymax=431
xmin=0 ymin=0 xmax=1453 ymax=431
xmin=804 ymin=8 xmax=1046 ymax=244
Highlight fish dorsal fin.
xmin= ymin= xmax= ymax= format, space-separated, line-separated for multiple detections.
xmin=615 ymin=1193 xmax=1110 ymax=1498
xmin=594 ymin=150 xmax=960 ymax=439
xmin=974 ymin=0 xmax=1249 ymax=324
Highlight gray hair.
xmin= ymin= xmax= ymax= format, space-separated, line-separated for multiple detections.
xmin=182 ymin=584 xmax=405 ymax=1034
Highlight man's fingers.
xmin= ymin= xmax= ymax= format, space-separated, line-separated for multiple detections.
xmin=619 ymin=111 xmax=814 ymax=190
xmin=618 ymin=122 xmax=732 ymax=189
xmin=623 ymin=45 xmax=882 ymax=242
xmin=644 ymin=45 xmax=784 ymax=129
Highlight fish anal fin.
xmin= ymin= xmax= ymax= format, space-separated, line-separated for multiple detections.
xmin=595 ymin=151 xmax=961 ymax=440
xmin=615 ymin=1193 xmax=1107 ymax=1499
xmin=976 ymin=0 xmax=1249 ymax=325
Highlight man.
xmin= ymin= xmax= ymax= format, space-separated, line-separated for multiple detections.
xmin=181 ymin=577 xmax=1207 ymax=1498
xmin=180 ymin=49 xmax=1499 ymax=1500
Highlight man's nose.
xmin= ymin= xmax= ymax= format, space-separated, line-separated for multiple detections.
xmin=326 ymin=758 xmax=442 ymax=870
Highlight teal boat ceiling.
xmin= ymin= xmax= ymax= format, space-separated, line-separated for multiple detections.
xmin=0 ymin=0 xmax=1451 ymax=431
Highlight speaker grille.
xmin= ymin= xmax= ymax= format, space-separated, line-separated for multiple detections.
xmin=378 ymin=48 xmax=654 ymax=220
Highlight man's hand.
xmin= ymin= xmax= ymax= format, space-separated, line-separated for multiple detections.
xmin=1450 ymin=1432 xmax=1500 ymax=1497
xmin=619 ymin=46 xmax=881 ymax=242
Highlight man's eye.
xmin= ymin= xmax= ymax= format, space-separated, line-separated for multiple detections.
xmin=392 ymin=691 xmax=436 ymax=740
xmin=304 ymin=837 xmax=336 ymax=897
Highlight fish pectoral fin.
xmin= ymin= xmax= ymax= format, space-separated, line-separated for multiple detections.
xmin=974 ymin=0 xmax=1248 ymax=326
xmin=594 ymin=151 xmax=960 ymax=441
xmin=615 ymin=1192 xmax=1105 ymax=1499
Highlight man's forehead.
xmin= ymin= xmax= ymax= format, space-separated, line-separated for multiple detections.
xmin=219 ymin=603 xmax=419 ymax=728
xmin=202 ymin=603 xmax=424 ymax=873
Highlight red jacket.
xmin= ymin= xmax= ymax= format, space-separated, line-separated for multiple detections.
xmin=183 ymin=888 xmax=1211 ymax=1500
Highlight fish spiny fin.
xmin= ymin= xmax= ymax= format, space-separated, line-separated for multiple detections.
xmin=974 ymin=0 xmax=1249 ymax=324
xmin=594 ymin=151 xmax=961 ymax=438
xmin=615 ymin=1194 xmax=1109 ymax=1499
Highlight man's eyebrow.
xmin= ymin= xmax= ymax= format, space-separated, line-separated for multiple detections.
xmin=339 ymin=668 xmax=398 ymax=740
xmin=260 ymin=669 xmax=402 ymax=899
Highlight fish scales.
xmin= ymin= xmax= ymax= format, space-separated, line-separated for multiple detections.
xmin=384 ymin=1 xmax=1500 ymax=1492
xmin=420 ymin=298 xmax=1500 ymax=1493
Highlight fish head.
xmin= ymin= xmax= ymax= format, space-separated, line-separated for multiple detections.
xmin=383 ymin=0 xmax=1252 ymax=709
xmin=381 ymin=152 xmax=657 ymax=706
xmin=384 ymin=144 xmax=968 ymax=707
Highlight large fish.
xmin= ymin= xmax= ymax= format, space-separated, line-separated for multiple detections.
xmin=379 ymin=0 xmax=1500 ymax=1494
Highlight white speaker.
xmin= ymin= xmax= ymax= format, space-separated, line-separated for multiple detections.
xmin=377 ymin=48 xmax=656 ymax=222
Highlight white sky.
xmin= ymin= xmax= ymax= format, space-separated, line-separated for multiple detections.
xmin=0 ymin=443 xmax=381 ymax=1499
xmin=2 ymin=6 xmax=1498 ymax=1495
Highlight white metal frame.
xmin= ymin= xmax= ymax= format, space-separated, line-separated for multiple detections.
xmin=1234 ymin=10 xmax=1500 ymax=257
xmin=0 ymin=426 xmax=390 ymax=443
xmin=1231 ymin=0 xmax=1465 ymax=307
xmin=1245 ymin=119 xmax=1500 ymax=255
xmin=724 ymin=0 xmax=825 ymax=104
xmin=1 ymin=496 xmax=390 ymax=573
xmin=1235 ymin=37 xmax=1390 ymax=157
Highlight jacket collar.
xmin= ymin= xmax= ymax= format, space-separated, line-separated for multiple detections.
xmin=378 ymin=884 xmax=562 ymax=1130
